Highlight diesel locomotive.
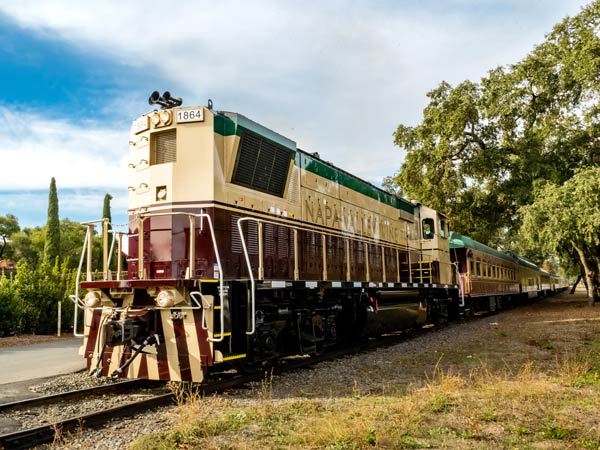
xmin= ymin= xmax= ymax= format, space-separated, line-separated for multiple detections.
xmin=70 ymin=93 xmax=566 ymax=382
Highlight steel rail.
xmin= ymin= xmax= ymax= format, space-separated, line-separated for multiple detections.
xmin=0 ymin=393 xmax=175 ymax=450
xmin=0 ymin=379 xmax=150 ymax=413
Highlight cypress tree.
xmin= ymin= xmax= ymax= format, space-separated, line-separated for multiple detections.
xmin=44 ymin=177 xmax=60 ymax=265
xmin=102 ymin=193 xmax=113 ymax=230
xmin=102 ymin=193 xmax=114 ymax=270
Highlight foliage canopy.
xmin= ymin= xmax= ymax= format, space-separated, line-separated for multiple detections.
xmin=392 ymin=1 xmax=600 ymax=248
xmin=520 ymin=167 xmax=600 ymax=302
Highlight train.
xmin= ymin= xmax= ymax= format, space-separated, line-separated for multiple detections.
xmin=70 ymin=92 xmax=568 ymax=382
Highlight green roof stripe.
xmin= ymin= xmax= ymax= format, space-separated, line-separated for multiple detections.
xmin=297 ymin=151 xmax=414 ymax=214
xmin=218 ymin=112 xmax=297 ymax=152
xmin=215 ymin=111 xmax=415 ymax=216
xmin=214 ymin=114 xmax=237 ymax=136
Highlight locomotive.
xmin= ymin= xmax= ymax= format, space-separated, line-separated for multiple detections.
xmin=70 ymin=93 xmax=566 ymax=382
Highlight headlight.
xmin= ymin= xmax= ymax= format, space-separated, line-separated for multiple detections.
xmin=150 ymin=112 xmax=161 ymax=126
xmin=84 ymin=291 xmax=101 ymax=307
xmin=156 ymin=290 xmax=175 ymax=308
xmin=159 ymin=110 xmax=172 ymax=126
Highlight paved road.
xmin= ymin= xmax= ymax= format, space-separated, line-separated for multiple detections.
xmin=0 ymin=338 xmax=85 ymax=385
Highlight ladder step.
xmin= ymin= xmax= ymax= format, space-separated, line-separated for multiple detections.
xmin=222 ymin=353 xmax=247 ymax=361
xmin=213 ymin=332 xmax=231 ymax=338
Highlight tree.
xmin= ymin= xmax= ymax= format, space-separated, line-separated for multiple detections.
xmin=102 ymin=193 xmax=113 ymax=228
xmin=520 ymin=167 xmax=600 ymax=305
xmin=10 ymin=227 xmax=45 ymax=268
xmin=0 ymin=214 xmax=19 ymax=260
xmin=44 ymin=177 xmax=60 ymax=264
xmin=391 ymin=2 xmax=600 ymax=248
xmin=60 ymin=219 xmax=90 ymax=269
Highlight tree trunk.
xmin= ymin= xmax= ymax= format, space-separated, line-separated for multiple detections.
xmin=570 ymin=274 xmax=582 ymax=294
xmin=571 ymin=241 xmax=596 ymax=307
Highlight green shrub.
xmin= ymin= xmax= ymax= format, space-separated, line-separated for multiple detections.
xmin=0 ymin=273 xmax=19 ymax=336
xmin=0 ymin=261 xmax=76 ymax=336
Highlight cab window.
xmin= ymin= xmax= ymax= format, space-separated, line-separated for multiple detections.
xmin=422 ymin=218 xmax=435 ymax=239
xmin=439 ymin=219 xmax=447 ymax=238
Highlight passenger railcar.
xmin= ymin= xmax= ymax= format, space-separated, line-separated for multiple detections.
xmin=71 ymin=94 xmax=461 ymax=382
xmin=449 ymin=232 xmax=569 ymax=312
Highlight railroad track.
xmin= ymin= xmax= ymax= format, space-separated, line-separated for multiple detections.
xmin=0 ymin=316 xmax=477 ymax=450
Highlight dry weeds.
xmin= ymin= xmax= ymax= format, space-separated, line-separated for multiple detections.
xmin=129 ymin=292 xmax=600 ymax=450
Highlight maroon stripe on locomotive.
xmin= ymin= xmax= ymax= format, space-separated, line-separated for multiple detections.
xmin=171 ymin=312 xmax=192 ymax=382
xmin=84 ymin=310 xmax=102 ymax=362
xmin=137 ymin=353 xmax=148 ymax=379
xmin=121 ymin=344 xmax=133 ymax=378
xmin=100 ymin=346 xmax=115 ymax=377
xmin=154 ymin=318 xmax=172 ymax=381
xmin=124 ymin=205 xmax=418 ymax=284
xmin=193 ymin=309 xmax=213 ymax=367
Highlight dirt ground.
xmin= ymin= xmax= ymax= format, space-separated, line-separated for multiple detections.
xmin=0 ymin=334 xmax=74 ymax=349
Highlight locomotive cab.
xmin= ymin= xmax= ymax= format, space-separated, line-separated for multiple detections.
xmin=128 ymin=104 xmax=217 ymax=281
xmin=417 ymin=205 xmax=453 ymax=286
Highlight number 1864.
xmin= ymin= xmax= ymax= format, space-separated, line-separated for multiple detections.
xmin=176 ymin=109 xmax=204 ymax=123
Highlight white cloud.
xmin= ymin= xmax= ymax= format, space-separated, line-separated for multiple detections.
xmin=0 ymin=188 xmax=129 ymax=229
xmin=0 ymin=0 xmax=589 ymax=188
xmin=0 ymin=106 xmax=128 ymax=190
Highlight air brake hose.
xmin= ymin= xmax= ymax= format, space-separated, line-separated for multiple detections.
xmin=91 ymin=343 xmax=107 ymax=378
xmin=110 ymin=334 xmax=157 ymax=377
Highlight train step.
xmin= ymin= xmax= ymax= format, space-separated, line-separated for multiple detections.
xmin=221 ymin=353 xmax=247 ymax=362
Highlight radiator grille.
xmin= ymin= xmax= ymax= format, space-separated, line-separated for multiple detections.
xmin=287 ymin=167 xmax=300 ymax=205
xmin=152 ymin=130 xmax=177 ymax=165
xmin=264 ymin=223 xmax=276 ymax=256
xmin=277 ymin=226 xmax=289 ymax=259
xmin=231 ymin=215 xmax=242 ymax=254
xmin=247 ymin=221 xmax=259 ymax=255
xmin=231 ymin=130 xmax=292 ymax=197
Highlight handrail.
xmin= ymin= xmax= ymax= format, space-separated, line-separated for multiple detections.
xmin=236 ymin=215 xmax=451 ymax=336
xmin=193 ymin=291 xmax=214 ymax=331
xmin=72 ymin=213 xmax=225 ymax=342
xmin=106 ymin=229 xmax=127 ymax=278
xmin=452 ymin=262 xmax=465 ymax=307
xmin=236 ymin=217 xmax=256 ymax=335
xmin=139 ymin=211 xmax=225 ymax=342
xmin=71 ymin=226 xmax=91 ymax=337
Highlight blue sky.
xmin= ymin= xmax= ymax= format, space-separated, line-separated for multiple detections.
xmin=0 ymin=0 xmax=590 ymax=229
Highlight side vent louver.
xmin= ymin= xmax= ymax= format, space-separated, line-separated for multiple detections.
xmin=231 ymin=130 xmax=292 ymax=197
xmin=151 ymin=130 xmax=177 ymax=165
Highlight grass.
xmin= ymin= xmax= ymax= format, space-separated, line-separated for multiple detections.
xmin=128 ymin=292 xmax=600 ymax=450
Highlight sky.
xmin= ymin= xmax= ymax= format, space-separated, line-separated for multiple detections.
xmin=0 ymin=0 xmax=591 ymax=229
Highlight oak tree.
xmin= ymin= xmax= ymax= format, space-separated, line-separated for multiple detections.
xmin=391 ymin=1 xmax=600 ymax=249
xmin=0 ymin=214 xmax=19 ymax=260
xmin=520 ymin=167 xmax=600 ymax=304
